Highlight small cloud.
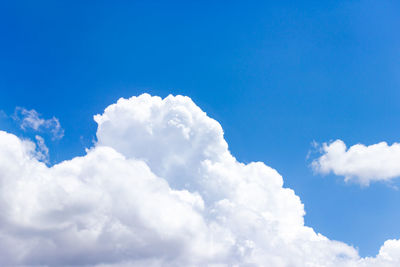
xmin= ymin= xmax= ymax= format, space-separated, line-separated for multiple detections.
xmin=311 ymin=139 xmax=400 ymax=186
xmin=13 ymin=107 xmax=64 ymax=140
xmin=34 ymin=135 xmax=49 ymax=163
xmin=306 ymin=140 xmax=321 ymax=160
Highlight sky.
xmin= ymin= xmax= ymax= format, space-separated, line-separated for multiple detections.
xmin=0 ymin=0 xmax=400 ymax=265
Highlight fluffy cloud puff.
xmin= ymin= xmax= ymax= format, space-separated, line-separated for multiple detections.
xmin=312 ymin=140 xmax=400 ymax=186
xmin=0 ymin=94 xmax=399 ymax=266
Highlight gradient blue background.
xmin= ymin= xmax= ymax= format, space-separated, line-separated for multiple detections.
xmin=1 ymin=0 xmax=400 ymax=257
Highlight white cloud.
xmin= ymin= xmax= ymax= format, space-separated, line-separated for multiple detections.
xmin=312 ymin=140 xmax=400 ymax=185
xmin=0 ymin=94 xmax=399 ymax=266
xmin=34 ymin=135 xmax=49 ymax=163
xmin=13 ymin=107 xmax=64 ymax=140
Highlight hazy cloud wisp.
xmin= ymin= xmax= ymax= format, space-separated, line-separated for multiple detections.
xmin=13 ymin=107 xmax=64 ymax=140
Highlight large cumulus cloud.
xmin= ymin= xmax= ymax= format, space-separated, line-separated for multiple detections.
xmin=0 ymin=94 xmax=399 ymax=266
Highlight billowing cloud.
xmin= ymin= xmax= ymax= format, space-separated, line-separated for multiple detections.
xmin=312 ymin=140 xmax=400 ymax=186
xmin=0 ymin=94 xmax=399 ymax=266
xmin=13 ymin=107 xmax=64 ymax=140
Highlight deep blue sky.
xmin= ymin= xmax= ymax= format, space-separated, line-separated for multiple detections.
xmin=1 ymin=0 xmax=400 ymax=257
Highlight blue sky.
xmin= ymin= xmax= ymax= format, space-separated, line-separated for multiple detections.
xmin=1 ymin=0 xmax=400 ymax=258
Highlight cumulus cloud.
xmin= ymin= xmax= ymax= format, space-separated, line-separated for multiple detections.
xmin=13 ymin=107 xmax=64 ymax=140
xmin=0 ymin=94 xmax=399 ymax=266
xmin=312 ymin=140 xmax=400 ymax=186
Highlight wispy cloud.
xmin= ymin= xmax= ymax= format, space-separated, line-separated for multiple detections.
xmin=13 ymin=107 xmax=64 ymax=140
xmin=34 ymin=135 xmax=49 ymax=163
xmin=0 ymin=110 xmax=7 ymax=119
